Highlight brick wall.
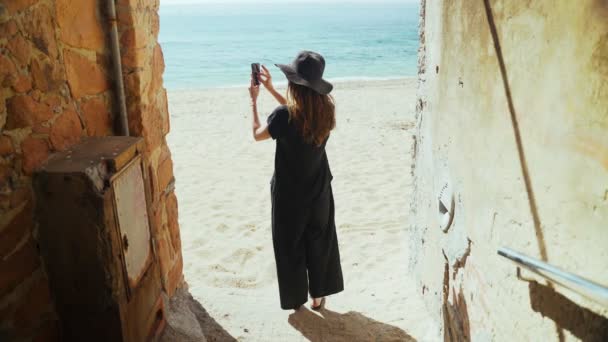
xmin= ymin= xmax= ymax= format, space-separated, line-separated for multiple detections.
xmin=0 ymin=0 xmax=182 ymax=340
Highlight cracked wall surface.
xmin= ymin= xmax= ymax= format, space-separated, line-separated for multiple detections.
xmin=412 ymin=0 xmax=608 ymax=340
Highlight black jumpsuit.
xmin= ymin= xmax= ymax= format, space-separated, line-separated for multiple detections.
xmin=267 ymin=105 xmax=344 ymax=310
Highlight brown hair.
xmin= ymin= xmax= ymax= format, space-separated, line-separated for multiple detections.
xmin=286 ymin=82 xmax=336 ymax=146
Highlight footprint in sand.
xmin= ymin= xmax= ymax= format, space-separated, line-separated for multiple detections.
xmin=222 ymin=248 xmax=256 ymax=267
xmin=211 ymin=276 xmax=259 ymax=289
xmin=216 ymin=223 xmax=230 ymax=232
xmin=209 ymin=264 xmax=232 ymax=273
xmin=191 ymin=237 xmax=207 ymax=246
xmin=244 ymin=223 xmax=257 ymax=232
xmin=339 ymin=223 xmax=353 ymax=229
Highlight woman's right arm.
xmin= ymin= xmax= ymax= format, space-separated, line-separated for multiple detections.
xmin=259 ymin=65 xmax=287 ymax=105
xmin=249 ymin=80 xmax=271 ymax=142
xmin=267 ymin=87 xmax=287 ymax=106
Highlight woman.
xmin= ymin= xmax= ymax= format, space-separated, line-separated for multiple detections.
xmin=248 ymin=51 xmax=344 ymax=311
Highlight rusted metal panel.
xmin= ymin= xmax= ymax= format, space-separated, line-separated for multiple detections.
xmin=41 ymin=137 xmax=143 ymax=174
xmin=112 ymin=156 xmax=153 ymax=291
xmin=34 ymin=137 xmax=164 ymax=341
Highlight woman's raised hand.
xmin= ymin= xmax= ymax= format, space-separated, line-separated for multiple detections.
xmin=258 ymin=65 xmax=287 ymax=105
xmin=249 ymin=77 xmax=259 ymax=104
xmin=259 ymin=65 xmax=274 ymax=90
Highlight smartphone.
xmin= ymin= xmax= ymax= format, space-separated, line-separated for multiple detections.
xmin=251 ymin=63 xmax=261 ymax=86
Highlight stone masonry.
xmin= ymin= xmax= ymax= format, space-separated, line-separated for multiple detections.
xmin=0 ymin=0 xmax=182 ymax=340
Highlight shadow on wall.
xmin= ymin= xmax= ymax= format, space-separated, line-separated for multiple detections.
xmin=481 ymin=0 xmax=549 ymax=263
xmin=288 ymin=307 xmax=416 ymax=342
xmin=529 ymin=282 xmax=608 ymax=342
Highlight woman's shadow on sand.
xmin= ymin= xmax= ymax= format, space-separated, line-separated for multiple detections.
xmin=288 ymin=306 xmax=416 ymax=342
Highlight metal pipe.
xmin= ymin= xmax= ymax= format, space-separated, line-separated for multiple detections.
xmin=107 ymin=0 xmax=129 ymax=136
xmin=498 ymin=247 xmax=608 ymax=307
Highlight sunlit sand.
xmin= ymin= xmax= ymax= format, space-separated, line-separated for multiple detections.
xmin=167 ymin=78 xmax=436 ymax=341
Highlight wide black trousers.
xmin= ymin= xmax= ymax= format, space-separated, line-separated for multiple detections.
xmin=271 ymin=184 xmax=344 ymax=310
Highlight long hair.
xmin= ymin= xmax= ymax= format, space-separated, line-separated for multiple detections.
xmin=286 ymin=82 xmax=336 ymax=146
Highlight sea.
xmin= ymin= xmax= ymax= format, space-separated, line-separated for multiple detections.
xmin=159 ymin=1 xmax=420 ymax=90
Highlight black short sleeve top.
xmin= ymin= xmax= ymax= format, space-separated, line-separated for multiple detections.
xmin=267 ymin=105 xmax=333 ymax=202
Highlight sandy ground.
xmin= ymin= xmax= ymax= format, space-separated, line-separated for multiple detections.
xmin=166 ymin=78 xmax=437 ymax=341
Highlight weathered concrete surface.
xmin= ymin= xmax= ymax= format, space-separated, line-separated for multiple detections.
xmin=412 ymin=0 xmax=608 ymax=340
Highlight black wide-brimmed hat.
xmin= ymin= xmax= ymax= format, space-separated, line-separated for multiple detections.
xmin=276 ymin=51 xmax=333 ymax=95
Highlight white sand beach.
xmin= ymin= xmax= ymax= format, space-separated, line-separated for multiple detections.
xmin=166 ymin=78 xmax=436 ymax=341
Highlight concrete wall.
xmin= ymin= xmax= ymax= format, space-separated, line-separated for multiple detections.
xmin=412 ymin=0 xmax=608 ymax=340
xmin=0 ymin=0 xmax=182 ymax=340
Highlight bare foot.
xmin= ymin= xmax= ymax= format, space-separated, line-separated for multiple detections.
xmin=311 ymin=297 xmax=325 ymax=310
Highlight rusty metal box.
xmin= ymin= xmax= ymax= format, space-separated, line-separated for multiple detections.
xmin=34 ymin=137 xmax=165 ymax=341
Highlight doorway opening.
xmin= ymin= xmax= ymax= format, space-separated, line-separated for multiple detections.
xmin=159 ymin=1 xmax=432 ymax=340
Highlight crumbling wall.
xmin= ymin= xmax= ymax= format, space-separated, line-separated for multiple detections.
xmin=0 ymin=0 xmax=182 ymax=340
xmin=411 ymin=0 xmax=608 ymax=340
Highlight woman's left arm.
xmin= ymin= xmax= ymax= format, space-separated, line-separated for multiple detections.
xmin=249 ymin=82 xmax=271 ymax=141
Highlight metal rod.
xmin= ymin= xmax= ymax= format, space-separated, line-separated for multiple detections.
xmin=107 ymin=0 xmax=129 ymax=136
xmin=498 ymin=247 xmax=608 ymax=307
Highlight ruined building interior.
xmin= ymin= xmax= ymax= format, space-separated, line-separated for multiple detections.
xmin=0 ymin=0 xmax=607 ymax=341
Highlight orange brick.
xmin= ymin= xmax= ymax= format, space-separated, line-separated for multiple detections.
xmin=22 ymin=4 xmax=59 ymax=59
xmin=0 ymin=20 xmax=18 ymax=37
xmin=151 ymin=12 xmax=160 ymax=39
xmin=81 ymin=97 xmax=113 ymax=137
xmin=21 ymin=137 xmax=50 ymax=175
xmin=158 ymin=143 xmax=171 ymax=163
xmin=0 ymin=295 xmax=16 ymax=323
xmin=142 ymin=120 xmax=163 ymax=156
xmin=49 ymin=108 xmax=83 ymax=151
xmin=56 ymin=0 xmax=105 ymax=51
xmin=120 ymin=27 xmax=148 ymax=50
xmin=147 ymin=44 xmax=165 ymax=100
xmin=13 ymin=274 xmax=53 ymax=332
xmin=0 ymin=164 xmax=12 ymax=191
xmin=0 ymin=239 xmax=40 ymax=297
xmin=4 ymin=0 xmax=38 ymax=14
xmin=157 ymin=89 xmax=171 ymax=136
xmin=0 ymin=54 xmax=17 ymax=82
xmin=156 ymin=156 xmax=173 ymax=194
xmin=6 ymin=94 xmax=53 ymax=129
xmin=7 ymin=34 xmax=32 ymax=67
xmin=32 ymin=319 xmax=60 ymax=342
xmin=11 ymin=74 xmax=33 ymax=93
xmin=64 ymin=49 xmax=109 ymax=99
xmin=166 ymin=254 xmax=183 ymax=297
xmin=9 ymin=187 xmax=31 ymax=208
xmin=149 ymin=201 xmax=163 ymax=236
xmin=156 ymin=237 xmax=174 ymax=282
xmin=43 ymin=94 xmax=62 ymax=109
xmin=121 ymin=46 xmax=147 ymax=70
xmin=31 ymin=59 xmax=54 ymax=92
xmin=147 ymin=164 xmax=158 ymax=204
xmin=165 ymin=192 xmax=181 ymax=252
xmin=0 ymin=203 xmax=33 ymax=259
xmin=32 ymin=124 xmax=51 ymax=134
xmin=0 ymin=136 xmax=14 ymax=156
